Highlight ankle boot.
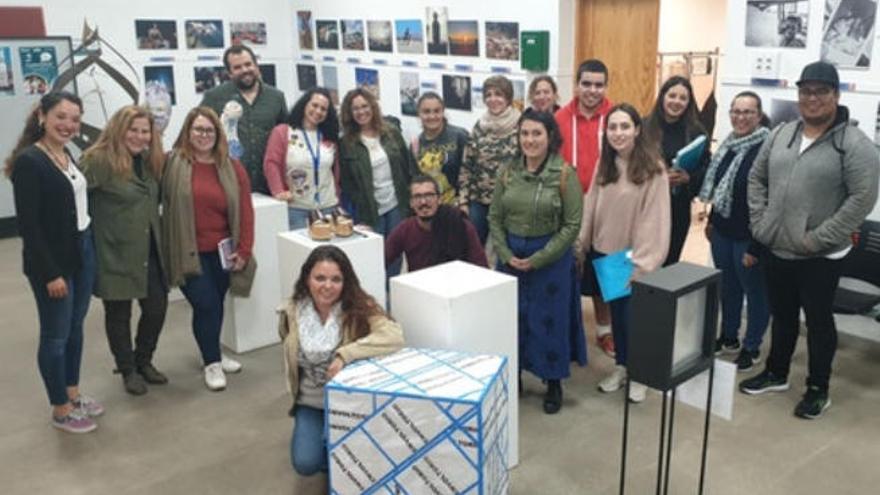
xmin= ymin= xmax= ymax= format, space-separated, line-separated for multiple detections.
xmin=137 ymin=363 xmax=169 ymax=384
xmin=543 ymin=379 xmax=562 ymax=414
xmin=122 ymin=370 xmax=148 ymax=396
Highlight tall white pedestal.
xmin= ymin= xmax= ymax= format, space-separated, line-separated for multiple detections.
xmin=221 ymin=194 xmax=288 ymax=353
xmin=389 ymin=260 xmax=520 ymax=467
xmin=276 ymin=228 xmax=386 ymax=309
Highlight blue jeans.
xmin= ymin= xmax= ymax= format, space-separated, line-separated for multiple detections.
xmin=290 ymin=405 xmax=328 ymax=475
xmin=288 ymin=206 xmax=336 ymax=230
xmin=28 ymin=228 xmax=96 ymax=406
xmin=180 ymin=252 xmax=229 ymax=365
xmin=468 ymin=203 xmax=490 ymax=246
xmin=373 ymin=206 xmax=403 ymax=278
xmin=710 ymin=230 xmax=770 ymax=351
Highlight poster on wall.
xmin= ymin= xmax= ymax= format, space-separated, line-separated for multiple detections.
xmin=1 ymin=46 xmax=16 ymax=96
xmin=185 ymin=20 xmax=224 ymax=49
xmin=297 ymin=64 xmax=317 ymax=91
xmin=194 ymin=66 xmax=229 ymax=93
xmin=368 ymin=21 xmax=394 ymax=53
xmin=259 ymin=64 xmax=276 ymax=87
xmin=448 ymin=21 xmax=479 ymax=56
xmin=486 ymin=22 xmax=519 ymax=60
xmin=144 ymin=65 xmax=176 ymax=105
xmin=442 ymin=74 xmax=471 ymax=111
xmin=341 ymin=20 xmax=365 ymax=50
xmin=512 ymin=79 xmax=525 ymax=112
xmin=821 ymin=0 xmax=877 ymax=68
xmin=322 ymin=65 xmax=340 ymax=106
xmin=769 ymin=98 xmax=800 ymax=127
xmin=745 ymin=0 xmax=810 ymax=48
xmin=135 ymin=20 xmax=178 ymax=49
xmin=231 ymin=22 xmax=267 ymax=47
xmin=395 ymin=20 xmax=424 ymax=54
xmin=426 ymin=7 xmax=449 ymax=55
xmin=297 ymin=11 xmax=314 ymax=50
xmin=18 ymin=46 xmax=57 ymax=95
xmin=355 ymin=67 xmax=380 ymax=99
xmin=400 ymin=72 xmax=419 ymax=116
xmin=316 ymin=20 xmax=340 ymax=50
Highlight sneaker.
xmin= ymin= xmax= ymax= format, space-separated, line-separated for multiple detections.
xmin=52 ymin=409 xmax=97 ymax=434
xmin=137 ymin=363 xmax=169 ymax=384
xmin=543 ymin=380 xmax=562 ymax=414
xmin=71 ymin=394 xmax=104 ymax=417
xmin=204 ymin=362 xmax=226 ymax=391
xmin=628 ymin=382 xmax=647 ymax=403
xmin=597 ymin=334 xmax=616 ymax=358
xmin=794 ymin=387 xmax=831 ymax=419
xmin=122 ymin=370 xmax=148 ymax=396
xmin=714 ymin=338 xmax=741 ymax=356
xmin=598 ymin=365 xmax=627 ymax=393
xmin=221 ymin=354 xmax=243 ymax=374
xmin=735 ymin=349 xmax=761 ymax=372
xmin=739 ymin=370 xmax=789 ymax=395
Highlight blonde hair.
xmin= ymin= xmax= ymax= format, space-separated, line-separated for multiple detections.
xmin=173 ymin=106 xmax=229 ymax=166
xmin=83 ymin=105 xmax=164 ymax=178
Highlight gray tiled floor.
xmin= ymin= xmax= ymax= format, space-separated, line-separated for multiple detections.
xmin=2 ymin=215 xmax=878 ymax=494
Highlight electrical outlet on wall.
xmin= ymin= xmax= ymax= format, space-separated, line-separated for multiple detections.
xmin=750 ymin=51 xmax=780 ymax=78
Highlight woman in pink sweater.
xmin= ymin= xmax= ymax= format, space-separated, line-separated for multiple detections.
xmin=579 ymin=103 xmax=671 ymax=403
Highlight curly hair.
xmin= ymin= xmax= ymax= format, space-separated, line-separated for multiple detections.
xmin=340 ymin=88 xmax=385 ymax=141
xmin=287 ymin=87 xmax=339 ymax=143
xmin=5 ymin=91 xmax=83 ymax=177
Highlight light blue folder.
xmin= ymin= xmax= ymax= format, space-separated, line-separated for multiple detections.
xmin=592 ymin=249 xmax=634 ymax=302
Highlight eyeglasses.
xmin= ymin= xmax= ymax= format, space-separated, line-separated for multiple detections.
xmin=798 ymin=86 xmax=833 ymax=99
xmin=729 ymin=109 xmax=758 ymax=117
xmin=191 ymin=126 xmax=216 ymax=136
xmin=411 ymin=192 xmax=438 ymax=202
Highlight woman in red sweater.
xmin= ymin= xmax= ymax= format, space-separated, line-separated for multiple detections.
xmin=162 ymin=107 xmax=255 ymax=391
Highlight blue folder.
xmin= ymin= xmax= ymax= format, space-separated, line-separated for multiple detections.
xmin=592 ymin=249 xmax=634 ymax=302
xmin=673 ymin=135 xmax=707 ymax=172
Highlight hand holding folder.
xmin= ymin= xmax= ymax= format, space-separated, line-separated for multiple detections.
xmin=672 ymin=135 xmax=707 ymax=173
xmin=592 ymin=249 xmax=634 ymax=302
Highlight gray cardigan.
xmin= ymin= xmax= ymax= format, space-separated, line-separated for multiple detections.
xmin=748 ymin=106 xmax=879 ymax=260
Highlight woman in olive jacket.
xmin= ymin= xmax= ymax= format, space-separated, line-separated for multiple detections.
xmin=81 ymin=105 xmax=168 ymax=396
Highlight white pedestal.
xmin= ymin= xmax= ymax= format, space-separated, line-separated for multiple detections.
xmin=221 ymin=194 xmax=288 ymax=353
xmin=389 ymin=260 xmax=519 ymax=467
xmin=276 ymin=228 xmax=386 ymax=309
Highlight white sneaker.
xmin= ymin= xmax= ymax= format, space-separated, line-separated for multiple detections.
xmin=221 ymin=354 xmax=242 ymax=374
xmin=598 ymin=365 xmax=627 ymax=393
xmin=204 ymin=362 xmax=226 ymax=391
xmin=628 ymin=382 xmax=647 ymax=403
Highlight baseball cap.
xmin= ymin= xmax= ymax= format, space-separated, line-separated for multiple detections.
xmin=796 ymin=61 xmax=839 ymax=90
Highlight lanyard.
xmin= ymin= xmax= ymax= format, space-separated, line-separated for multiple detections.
xmin=302 ymin=128 xmax=322 ymax=204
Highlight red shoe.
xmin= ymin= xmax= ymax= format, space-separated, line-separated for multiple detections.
xmin=597 ymin=333 xmax=616 ymax=358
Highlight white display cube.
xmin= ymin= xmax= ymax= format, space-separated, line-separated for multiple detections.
xmin=326 ymin=348 xmax=509 ymax=495
xmin=389 ymin=261 xmax=519 ymax=467
xmin=221 ymin=194 xmax=288 ymax=353
xmin=277 ymin=228 xmax=386 ymax=309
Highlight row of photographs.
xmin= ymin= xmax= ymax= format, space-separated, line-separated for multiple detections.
xmin=135 ymin=19 xmax=267 ymax=50
xmin=0 ymin=45 xmax=58 ymax=96
xmin=296 ymin=8 xmax=519 ymax=61
xmin=745 ymin=0 xmax=878 ymax=69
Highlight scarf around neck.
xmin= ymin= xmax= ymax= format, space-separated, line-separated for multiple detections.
xmin=698 ymin=126 xmax=769 ymax=218
xmin=479 ymin=105 xmax=521 ymax=135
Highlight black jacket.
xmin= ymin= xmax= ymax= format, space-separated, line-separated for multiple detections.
xmin=11 ymin=145 xmax=81 ymax=283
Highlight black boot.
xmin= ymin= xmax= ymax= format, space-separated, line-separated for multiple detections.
xmin=543 ymin=379 xmax=562 ymax=414
xmin=120 ymin=370 xmax=148 ymax=395
xmin=137 ymin=363 xmax=169 ymax=384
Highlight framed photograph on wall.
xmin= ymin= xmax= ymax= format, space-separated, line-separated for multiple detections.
xmin=144 ymin=65 xmax=176 ymax=105
xmin=297 ymin=11 xmax=314 ymax=50
xmin=259 ymin=64 xmax=276 ymax=87
xmin=821 ymin=0 xmax=878 ymax=68
xmin=368 ymin=21 xmax=393 ymax=53
xmin=194 ymin=66 xmax=229 ymax=93
xmin=341 ymin=20 xmax=365 ymax=50
xmin=395 ymin=19 xmax=424 ymax=54
xmin=316 ymin=20 xmax=340 ymax=50
xmin=17 ymin=46 xmax=57 ymax=95
xmin=355 ymin=67 xmax=379 ymax=99
xmin=426 ymin=7 xmax=449 ymax=55
xmin=442 ymin=74 xmax=471 ymax=111
xmin=486 ymin=22 xmax=519 ymax=60
xmin=135 ymin=20 xmax=178 ymax=49
xmin=185 ymin=20 xmax=224 ymax=49
xmin=0 ymin=46 xmax=13 ymax=96
xmin=322 ymin=65 xmax=340 ymax=106
xmin=297 ymin=63 xmax=317 ymax=91
xmin=745 ymin=0 xmax=810 ymax=48
xmin=447 ymin=21 xmax=479 ymax=56
xmin=769 ymin=98 xmax=800 ymax=128
xmin=230 ymin=22 xmax=267 ymax=46
xmin=400 ymin=71 xmax=419 ymax=116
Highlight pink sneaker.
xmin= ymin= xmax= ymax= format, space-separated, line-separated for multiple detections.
xmin=52 ymin=409 xmax=97 ymax=434
xmin=72 ymin=394 xmax=105 ymax=417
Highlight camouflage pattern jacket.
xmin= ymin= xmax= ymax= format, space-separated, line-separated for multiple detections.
xmin=458 ymin=113 xmax=520 ymax=206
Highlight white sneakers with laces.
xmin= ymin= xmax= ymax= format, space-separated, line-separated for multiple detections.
xmin=204 ymin=362 xmax=226 ymax=391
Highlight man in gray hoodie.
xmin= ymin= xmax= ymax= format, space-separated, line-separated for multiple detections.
xmin=740 ymin=61 xmax=879 ymax=419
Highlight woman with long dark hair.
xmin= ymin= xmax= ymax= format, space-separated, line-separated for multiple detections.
xmin=81 ymin=105 xmax=168 ymax=396
xmin=6 ymin=92 xmax=102 ymax=433
xmin=264 ymin=87 xmax=340 ymax=229
xmin=643 ymin=76 xmax=710 ymax=265
xmin=581 ymin=103 xmax=671 ymax=402
xmin=488 ymin=109 xmax=585 ymax=414
xmin=163 ymin=106 xmax=255 ymax=391
xmin=279 ymin=245 xmax=403 ymax=476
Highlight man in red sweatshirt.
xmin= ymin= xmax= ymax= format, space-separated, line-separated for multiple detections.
xmin=555 ymin=59 xmax=615 ymax=357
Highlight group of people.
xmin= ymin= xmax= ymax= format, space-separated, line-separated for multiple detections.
xmin=7 ymin=41 xmax=878 ymax=486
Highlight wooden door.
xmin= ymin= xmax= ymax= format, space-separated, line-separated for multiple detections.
xmin=575 ymin=0 xmax=660 ymax=115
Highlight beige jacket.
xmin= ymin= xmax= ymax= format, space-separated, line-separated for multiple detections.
xmin=277 ymin=298 xmax=404 ymax=406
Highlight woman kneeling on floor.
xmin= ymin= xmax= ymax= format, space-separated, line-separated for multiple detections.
xmin=279 ymin=245 xmax=404 ymax=476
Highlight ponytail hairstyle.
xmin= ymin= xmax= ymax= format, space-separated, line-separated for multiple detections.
xmin=4 ymin=91 xmax=83 ymax=177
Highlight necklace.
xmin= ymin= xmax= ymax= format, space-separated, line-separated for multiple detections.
xmin=37 ymin=141 xmax=76 ymax=180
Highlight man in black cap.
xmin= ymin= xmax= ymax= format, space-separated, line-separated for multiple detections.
xmin=740 ymin=61 xmax=879 ymax=419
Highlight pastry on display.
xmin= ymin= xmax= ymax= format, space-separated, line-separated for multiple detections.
xmin=308 ymin=210 xmax=334 ymax=241
xmin=333 ymin=207 xmax=354 ymax=237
